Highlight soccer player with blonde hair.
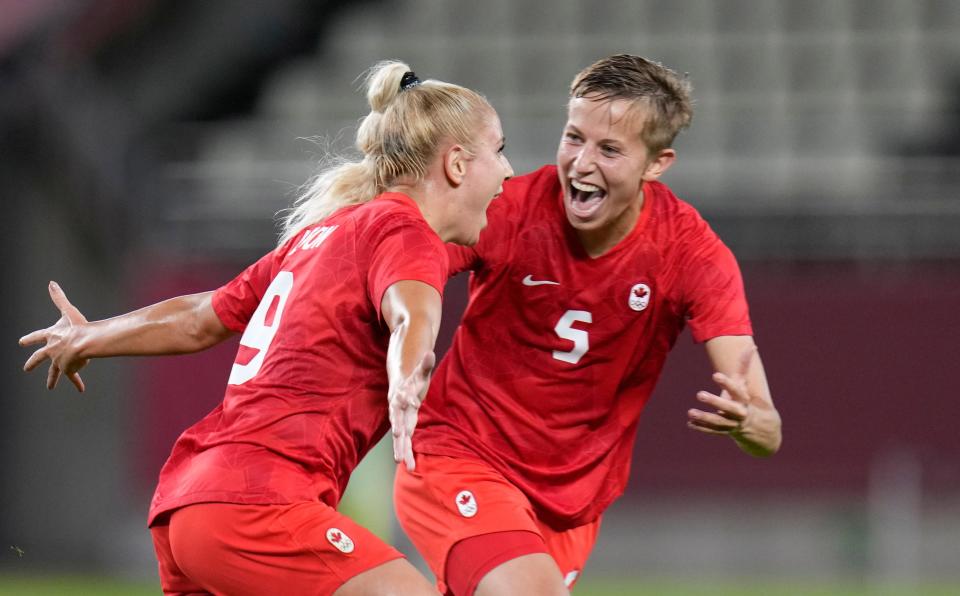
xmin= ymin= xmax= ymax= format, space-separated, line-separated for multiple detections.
xmin=21 ymin=60 xmax=512 ymax=596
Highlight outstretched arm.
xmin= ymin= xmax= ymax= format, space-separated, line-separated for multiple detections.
xmin=687 ymin=335 xmax=782 ymax=456
xmin=19 ymin=281 xmax=233 ymax=392
xmin=380 ymin=280 xmax=442 ymax=472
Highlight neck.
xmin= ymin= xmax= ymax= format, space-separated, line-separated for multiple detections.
xmin=388 ymin=179 xmax=454 ymax=242
xmin=576 ymin=189 xmax=644 ymax=258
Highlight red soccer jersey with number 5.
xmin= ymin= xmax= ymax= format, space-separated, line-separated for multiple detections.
xmin=413 ymin=166 xmax=752 ymax=529
xmin=148 ymin=193 xmax=447 ymax=525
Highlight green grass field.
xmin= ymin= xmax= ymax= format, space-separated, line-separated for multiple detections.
xmin=1 ymin=575 xmax=959 ymax=595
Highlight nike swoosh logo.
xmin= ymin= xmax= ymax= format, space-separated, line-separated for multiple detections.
xmin=522 ymin=274 xmax=560 ymax=287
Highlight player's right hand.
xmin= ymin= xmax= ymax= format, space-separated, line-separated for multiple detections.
xmin=686 ymin=346 xmax=755 ymax=436
xmin=388 ymin=351 xmax=435 ymax=472
xmin=19 ymin=281 xmax=89 ymax=392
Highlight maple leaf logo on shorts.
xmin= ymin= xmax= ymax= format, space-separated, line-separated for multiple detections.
xmin=455 ymin=490 xmax=478 ymax=518
xmin=326 ymin=527 xmax=355 ymax=553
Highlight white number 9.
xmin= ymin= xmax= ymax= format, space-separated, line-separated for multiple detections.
xmin=228 ymin=271 xmax=294 ymax=385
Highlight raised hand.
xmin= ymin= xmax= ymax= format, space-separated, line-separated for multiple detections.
xmin=687 ymin=346 xmax=755 ymax=437
xmin=19 ymin=281 xmax=89 ymax=392
xmin=388 ymin=351 xmax=435 ymax=472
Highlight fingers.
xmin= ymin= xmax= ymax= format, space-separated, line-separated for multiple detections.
xmin=391 ymin=411 xmax=417 ymax=471
xmin=401 ymin=406 xmax=418 ymax=471
xmin=687 ymin=419 xmax=734 ymax=436
xmin=403 ymin=434 xmax=416 ymax=472
xmin=390 ymin=416 xmax=405 ymax=464
xmin=696 ymin=390 xmax=748 ymax=421
xmin=692 ymin=346 xmax=757 ymax=438
xmin=390 ymin=401 xmax=410 ymax=463
xmin=67 ymin=371 xmax=86 ymax=393
xmin=709 ymin=346 xmax=756 ymax=404
xmin=19 ymin=328 xmax=48 ymax=347
xmin=48 ymin=281 xmax=87 ymax=324
xmin=391 ymin=431 xmax=416 ymax=471
xmin=47 ymin=363 xmax=62 ymax=390
xmin=689 ymin=389 xmax=750 ymax=436
xmin=23 ymin=347 xmax=51 ymax=372
xmin=390 ymin=386 xmax=421 ymax=470
xmin=389 ymin=357 xmax=432 ymax=470
xmin=687 ymin=408 xmax=742 ymax=433
xmin=48 ymin=281 xmax=71 ymax=315
xmin=392 ymin=431 xmax=404 ymax=464
xmin=712 ymin=370 xmax=750 ymax=404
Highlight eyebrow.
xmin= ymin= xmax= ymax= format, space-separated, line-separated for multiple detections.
xmin=564 ymin=124 xmax=623 ymax=146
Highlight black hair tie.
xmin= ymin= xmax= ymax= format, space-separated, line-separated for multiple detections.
xmin=400 ymin=71 xmax=421 ymax=91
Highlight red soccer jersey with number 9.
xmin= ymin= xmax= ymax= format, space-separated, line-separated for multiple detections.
xmin=148 ymin=193 xmax=447 ymax=525
xmin=413 ymin=166 xmax=752 ymax=529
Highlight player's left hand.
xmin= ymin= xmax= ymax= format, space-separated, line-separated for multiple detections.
xmin=388 ymin=351 xmax=435 ymax=472
xmin=686 ymin=347 xmax=754 ymax=438
xmin=19 ymin=281 xmax=89 ymax=392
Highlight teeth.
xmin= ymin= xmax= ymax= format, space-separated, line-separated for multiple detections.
xmin=571 ymin=180 xmax=601 ymax=193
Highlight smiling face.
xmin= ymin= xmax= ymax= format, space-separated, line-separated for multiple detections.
xmin=556 ymin=94 xmax=675 ymax=256
xmin=450 ymin=112 xmax=513 ymax=245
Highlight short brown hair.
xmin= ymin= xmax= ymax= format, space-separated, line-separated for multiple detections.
xmin=570 ymin=54 xmax=693 ymax=153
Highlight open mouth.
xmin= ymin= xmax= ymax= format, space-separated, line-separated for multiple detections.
xmin=568 ymin=179 xmax=606 ymax=218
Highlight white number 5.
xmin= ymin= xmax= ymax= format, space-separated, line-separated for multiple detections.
xmin=228 ymin=271 xmax=294 ymax=385
xmin=553 ymin=309 xmax=592 ymax=364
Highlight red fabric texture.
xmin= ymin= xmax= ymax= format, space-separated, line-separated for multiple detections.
xmin=150 ymin=193 xmax=447 ymax=524
xmin=395 ymin=454 xmax=600 ymax=594
xmin=417 ymin=166 xmax=751 ymax=528
xmin=151 ymin=502 xmax=403 ymax=595
xmin=445 ymin=531 xmax=547 ymax=596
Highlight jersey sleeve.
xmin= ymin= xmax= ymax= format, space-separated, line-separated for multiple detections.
xmin=446 ymin=243 xmax=480 ymax=276
xmin=211 ymin=248 xmax=282 ymax=333
xmin=366 ymin=216 xmax=449 ymax=318
xmin=677 ymin=217 xmax=753 ymax=343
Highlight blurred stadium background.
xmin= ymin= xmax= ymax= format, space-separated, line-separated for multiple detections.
xmin=2 ymin=0 xmax=959 ymax=594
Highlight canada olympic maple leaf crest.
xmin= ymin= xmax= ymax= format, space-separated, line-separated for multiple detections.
xmin=326 ymin=527 xmax=355 ymax=553
xmin=628 ymin=283 xmax=651 ymax=312
xmin=455 ymin=490 xmax=478 ymax=518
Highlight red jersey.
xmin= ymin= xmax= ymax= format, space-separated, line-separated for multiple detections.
xmin=149 ymin=193 xmax=448 ymax=525
xmin=414 ymin=166 xmax=751 ymax=529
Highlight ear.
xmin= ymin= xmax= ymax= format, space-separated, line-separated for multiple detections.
xmin=642 ymin=148 xmax=676 ymax=182
xmin=443 ymin=144 xmax=469 ymax=187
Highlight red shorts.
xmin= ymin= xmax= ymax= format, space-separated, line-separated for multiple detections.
xmin=150 ymin=501 xmax=403 ymax=595
xmin=395 ymin=454 xmax=600 ymax=594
